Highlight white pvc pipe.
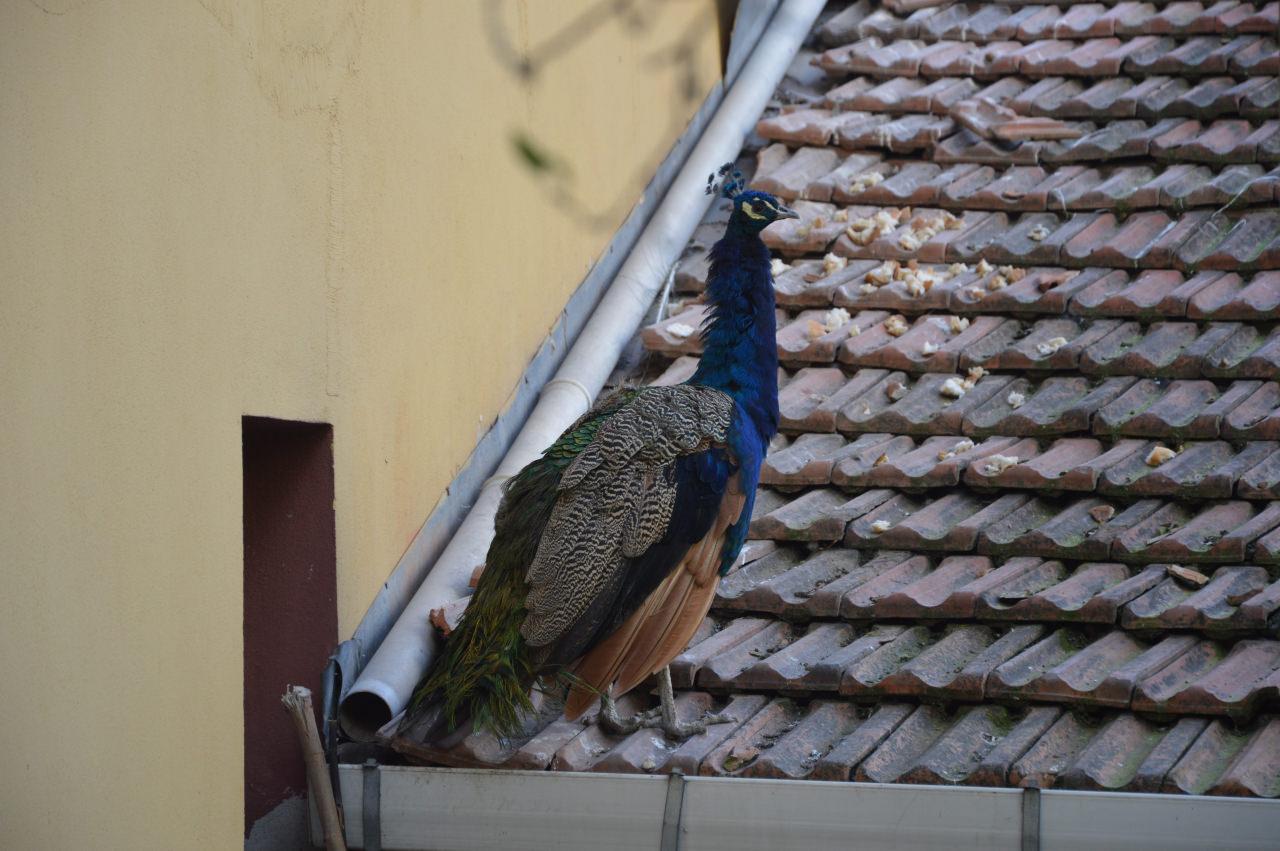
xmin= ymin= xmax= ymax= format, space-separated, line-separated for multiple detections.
xmin=340 ymin=0 xmax=827 ymax=741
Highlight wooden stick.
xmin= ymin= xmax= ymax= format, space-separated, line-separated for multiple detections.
xmin=282 ymin=685 xmax=348 ymax=851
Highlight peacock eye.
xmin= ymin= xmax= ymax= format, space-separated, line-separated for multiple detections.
xmin=752 ymin=200 xmax=763 ymax=211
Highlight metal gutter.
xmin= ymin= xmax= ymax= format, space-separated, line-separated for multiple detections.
xmin=317 ymin=765 xmax=1280 ymax=851
xmin=338 ymin=0 xmax=828 ymax=741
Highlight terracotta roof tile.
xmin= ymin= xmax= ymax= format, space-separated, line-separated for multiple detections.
xmin=1007 ymin=710 xmax=1141 ymax=789
xmin=956 ymin=267 xmax=1100 ymax=314
xmin=641 ymin=304 xmax=709 ymax=356
xmin=723 ymin=548 xmax=863 ymax=619
xmin=964 ymin=317 xmax=1123 ymax=372
xmin=1113 ymin=500 xmax=1280 ymax=562
xmin=1239 ymin=446 xmax=1280 ymax=499
xmin=716 ymin=547 xmax=805 ymax=612
xmin=978 ymin=495 xmax=1134 ymax=559
xmin=849 ymin=434 xmax=1025 ymax=488
xmin=1070 ymin=269 xmax=1188 ymax=317
xmin=667 ymin=617 xmax=1280 ymax=716
xmin=833 ymin=555 xmax=933 ymax=614
xmin=813 ymin=34 xmax=1280 ymax=82
xmin=976 ymin=561 xmax=1145 ymax=623
xmin=700 ymin=698 xmax=806 ymax=776
xmin=738 ymin=699 xmax=866 ymax=779
xmin=762 ymin=200 xmax=849 ymax=257
xmin=752 ymin=145 xmax=842 ymax=201
xmin=777 ymin=308 xmax=882 ymax=365
xmin=819 ymin=1 xmax=879 ymax=46
xmin=1133 ymin=637 xmax=1280 ymax=715
xmin=669 ymin=617 xmax=772 ymax=688
xmin=1187 ymin=212 xmax=1280 ymax=272
xmin=1093 ymin=378 xmax=1259 ymax=438
xmin=810 ymin=701 xmax=917 ymax=780
xmin=762 ymin=432 xmax=852 ymax=487
xmin=968 ymin=437 xmax=1138 ymax=491
xmin=855 ymin=624 xmax=1024 ymax=696
xmin=963 ymin=375 xmax=1137 ymax=436
xmin=776 ymin=491 xmax=889 ymax=545
xmin=850 ymin=491 xmax=1034 ymax=550
xmin=854 ymin=704 xmax=992 ymax=781
xmin=990 ymin=629 xmax=1187 ymax=707
xmin=1222 ymin=381 xmax=1280 ymax=440
xmin=841 ymin=313 xmax=1010 ymax=372
xmin=809 ymin=153 xmax=888 ymax=202
xmin=777 ymin=366 xmax=850 ymax=431
xmin=832 ymin=261 xmax=971 ymax=313
xmin=1120 ymin=565 xmax=1274 ymax=632
xmin=588 ymin=693 xmax=748 ymax=775
xmin=899 ymin=704 xmax=1050 ymax=784
xmin=771 ymin=259 xmax=864 ymax=307
xmin=413 ymin=692 xmax=1280 ymax=795
xmin=756 ymin=108 xmax=848 ymax=147
xmin=714 ymin=548 xmax=1280 ymax=631
xmin=1166 ymin=716 xmax=1280 ymax=795
xmin=831 ymin=433 xmax=919 ymax=487
xmin=1101 ymin=440 xmax=1280 ymax=498
xmin=1056 ymin=714 xmax=1177 ymax=791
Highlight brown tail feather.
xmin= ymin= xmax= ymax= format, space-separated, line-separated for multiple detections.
xmin=612 ymin=535 xmax=716 ymax=695
xmin=563 ymin=482 xmax=746 ymax=719
xmin=563 ymin=567 xmax=676 ymax=719
xmin=616 ymin=571 xmax=719 ymax=696
xmin=614 ymin=486 xmax=744 ymax=694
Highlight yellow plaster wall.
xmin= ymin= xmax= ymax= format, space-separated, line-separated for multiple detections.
xmin=0 ymin=1 xmax=722 ymax=847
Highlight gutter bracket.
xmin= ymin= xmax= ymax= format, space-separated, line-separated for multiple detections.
xmin=362 ymin=759 xmax=382 ymax=851
xmin=660 ymin=769 xmax=687 ymax=851
xmin=1021 ymin=787 xmax=1041 ymax=851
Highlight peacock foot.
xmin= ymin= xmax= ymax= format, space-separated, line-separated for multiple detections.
xmin=646 ymin=708 xmax=737 ymax=741
xmin=644 ymin=665 xmax=737 ymax=741
xmin=599 ymin=694 xmax=660 ymax=735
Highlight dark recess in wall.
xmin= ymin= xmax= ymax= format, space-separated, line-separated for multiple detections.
xmin=242 ymin=416 xmax=337 ymax=838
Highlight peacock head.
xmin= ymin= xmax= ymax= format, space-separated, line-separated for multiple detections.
xmin=705 ymin=163 xmax=798 ymax=232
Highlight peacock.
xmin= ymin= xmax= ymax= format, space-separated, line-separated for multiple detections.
xmin=401 ymin=165 xmax=796 ymax=743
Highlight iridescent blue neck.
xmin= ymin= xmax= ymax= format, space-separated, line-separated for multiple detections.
xmin=688 ymin=223 xmax=779 ymax=447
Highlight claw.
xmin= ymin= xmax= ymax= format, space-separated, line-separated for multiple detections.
xmin=602 ymin=668 xmax=739 ymax=741
xmin=599 ymin=694 xmax=658 ymax=735
xmin=645 ymin=665 xmax=739 ymax=741
xmin=646 ymin=708 xmax=738 ymax=740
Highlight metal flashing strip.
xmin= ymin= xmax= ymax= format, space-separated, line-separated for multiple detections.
xmin=324 ymin=765 xmax=1280 ymax=851
xmin=1022 ymin=786 xmax=1040 ymax=851
xmin=362 ymin=759 xmax=382 ymax=851
xmin=660 ymin=769 xmax=687 ymax=851
xmin=363 ymin=757 xmax=381 ymax=849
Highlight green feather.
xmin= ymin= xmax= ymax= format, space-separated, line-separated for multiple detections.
xmin=407 ymin=389 xmax=640 ymax=738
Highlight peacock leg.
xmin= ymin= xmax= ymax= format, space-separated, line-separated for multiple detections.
xmin=599 ymin=691 xmax=659 ymax=735
xmin=650 ymin=665 xmax=736 ymax=740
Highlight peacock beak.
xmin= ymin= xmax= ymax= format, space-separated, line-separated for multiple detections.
xmin=775 ymin=205 xmax=799 ymax=220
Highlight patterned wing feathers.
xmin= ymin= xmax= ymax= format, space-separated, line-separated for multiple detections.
xmin=520 ymin=386 xmax=734 ymax=650
xmin=521 ymin=465 xmax=674 ymax=646
xmin=559 ymin=385 xmax=733 ymax=490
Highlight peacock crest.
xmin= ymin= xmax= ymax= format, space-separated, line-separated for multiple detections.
xmin=704 ymin=161 xmax=747 ymax=200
